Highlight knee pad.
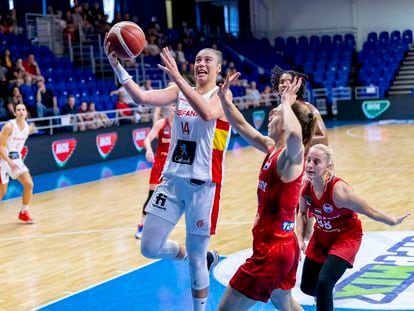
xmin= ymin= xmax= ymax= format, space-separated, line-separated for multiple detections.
xmin=141 ymin=239 xmax=179 ymax=259
xmin=189 ymin=254 xmax=209 ymax=290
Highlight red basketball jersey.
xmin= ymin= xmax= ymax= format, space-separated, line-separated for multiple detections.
xmin=154 ymin=117 xmax=171 ymax=160
xmin=149 ymin=118 xmax=172 ymax=185
xmin=302 ymin=177 xmax=363 ymax=265
xmin=301 ymin=177 xmax=362 ymax=233
xmin=253 ymin=148 xmax=304 ymax=245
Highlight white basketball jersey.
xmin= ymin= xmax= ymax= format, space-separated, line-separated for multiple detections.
xmin=6 ymin=119 xmax=29 ymax=155
xmin=163 ymin=86 xmax=231 ymax=184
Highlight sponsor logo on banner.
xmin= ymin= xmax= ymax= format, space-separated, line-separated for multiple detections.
xmin=96 ymin=132 xmax=118 ymax=159
xmin=252 ymin=110 xmax=265 ymax=129
xmin=20 ymin=145 xmax=28 ymax=160
xmin=132 ymin=128 xmax=150 ymax=152
xmin=52 ymin=138 xmax=77 ymax=167
xmin=362 ymin=100 xmax=390 ymax=119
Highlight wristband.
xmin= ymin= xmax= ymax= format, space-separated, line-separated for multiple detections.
xmin=113 ymin=63 xmax=132 ymax=84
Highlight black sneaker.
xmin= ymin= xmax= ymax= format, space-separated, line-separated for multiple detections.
xmin=207 ymin=250 xmax=219 ymax=272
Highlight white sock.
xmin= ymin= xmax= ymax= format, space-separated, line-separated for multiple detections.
xmin=21 ymin=205 xmax=29 ymax=212
xmin=192 ymin=297 xmax=207 ymax=311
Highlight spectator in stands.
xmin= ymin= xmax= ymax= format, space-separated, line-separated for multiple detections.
xmin=142 ymin=79 xmax=153 ymax=91
xmin=145 ymin=35 xmax=161 ymax=56
xmin=245 ymin=81 xmax=262 ymax=108
xmin=111 ymin=12 xmax=122 ymax=26
xmin=55 ymin=10 xmax=67 ymax=32
xmin=7 ymin=86 xmax=24 ymax=119
xmin=78 ymin=101 xmax=97 ymax=131
xmin=46 ymin=5 xmax=54 ymax=15
xmin=4 ymin=9 xmax=21 ymax=34
xmin=36 ymin=81 xmax=59 ymax=118
xmin=91 ymin=2 xmax=104 ymax=21
xmin=1 ymin=48 xmax=14 ymax=76
xmin=225 ymin=61 xmax=238 ymax=76
xmin=22 ymin=54 xmax=44 ymax=83
xmin=94 ymin=13 xmax=111 ymax=36
xmin=180 ymin=21 xmax=195 ymax=47
xmin=175 ymin=42 xmax=187 ymax=64
xmin=124 ymin=58 xmax=138 ymax=68
xmin=60 ymin=94 xmax=78 ymax=131
xmin=115 ymin=92 xmax=134 ymax=124
xmin=261 ymin=85 xmax=278 ymax=107
xmin=88 ymin=102 xmax=112 ymax=128
xmin=0 ymin=68 xmax=8 ymax=120
xmin=64 ymin=9 xmax=79 ymax=42
xmin=110 ymin=85 xmax=135 ymax=105
xmin=180 ymin=62 xmax=195 ymax=85
xmin=10 ymin=58 xmax=26 ymax=86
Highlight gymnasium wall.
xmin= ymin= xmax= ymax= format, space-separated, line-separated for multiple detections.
xmin=336 ymin=95 xmax=414 ymax=121
xmin=251 ymin=0 xmax=414 ymax=49
xmin=25 ymin=106 xmax=273 ymax=176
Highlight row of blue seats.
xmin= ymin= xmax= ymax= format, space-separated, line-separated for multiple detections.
xmin=275 ymin=34 xmax=356 ymax=50
xmin=367 ymin=30 xmax=413 ymax=44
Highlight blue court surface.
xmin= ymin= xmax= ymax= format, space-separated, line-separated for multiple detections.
xmin=5 ymin=121 xmax=413 ymax=311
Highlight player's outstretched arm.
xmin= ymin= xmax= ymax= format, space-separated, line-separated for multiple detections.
xmin=333 ymin=180 xmax=410 ymax=226
xmin=104 ymin=38 xmax=178 ymax=107
xmin=218 ymin=72 xmax=274 ymax=153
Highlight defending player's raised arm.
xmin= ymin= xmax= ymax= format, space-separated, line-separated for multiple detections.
xmin=104 ymin=40 xmax=179 ymax=107
xmin=218 ymin=73 xmax=274 ymax=153
xmin=281 ymin=77 xmax=304 ymax=163
xmin=333 ymin=180 xmax=410 ymax=226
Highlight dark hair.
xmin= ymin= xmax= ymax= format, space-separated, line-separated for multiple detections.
xmin=270 ymin=65 xmax=308 ymax=100
xmin=291 ymin=102 xmax=317 ymax=153
xmin=14 ymin=102 xmax=27 ymax=112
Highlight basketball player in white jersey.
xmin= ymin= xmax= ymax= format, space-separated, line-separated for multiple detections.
xmin=105 ymin=43 xmax=239 ymax=310
xmin=0 ymin=103 xmax=36 ymax=223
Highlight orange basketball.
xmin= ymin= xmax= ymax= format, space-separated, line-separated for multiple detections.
xmin=106 ymin=22 xmax=146 ymax=60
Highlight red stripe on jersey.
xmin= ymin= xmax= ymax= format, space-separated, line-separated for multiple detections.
xmin=210 ymin=183 xmax=222 ymax=235
xmin=211 ymin=119 xmax=230 ymax=184
xmin=216 ymin=119 xmax=230 ymax=131
xmin=212 ymin=149 xmax=224 ymax=184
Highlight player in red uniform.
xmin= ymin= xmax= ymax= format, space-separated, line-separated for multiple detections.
xmin=217 ymin=74 xmax=317 ymax=310
xmin=297 ymin=143 xmax=410 ymax=311
xmin=135 ymin=104 xmax=174 ymax=239
xmin=272 ymin=65 xmax=328 ymax=146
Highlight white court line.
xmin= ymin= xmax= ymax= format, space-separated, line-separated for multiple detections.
xmin=0 ymin=221 xmax=255 ymax=241
xmin=2 ymin=217 xmax=413 ymax=242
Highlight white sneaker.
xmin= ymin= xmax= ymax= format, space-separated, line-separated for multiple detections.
xmin=207 ymin=250 xmax=219 ymax=272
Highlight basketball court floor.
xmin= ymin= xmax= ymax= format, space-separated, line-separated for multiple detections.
xmin=0 ymin=120 xmax=413 ymax=311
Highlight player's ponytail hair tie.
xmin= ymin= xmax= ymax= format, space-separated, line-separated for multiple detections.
xmin=308 ymin=112 xmax=314 ymax=120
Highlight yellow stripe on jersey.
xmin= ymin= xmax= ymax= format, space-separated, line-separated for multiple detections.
xmin=213 ymin=128 xmax=229 ymax=151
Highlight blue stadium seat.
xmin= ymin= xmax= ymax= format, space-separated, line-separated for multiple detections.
xmin=274 ymin=37 xmax=285 ymax=50
xmin=379 ymin=31 xmax=389 ymax=43
xmin=390 ymin=30 xmax=401 ymax=42
xmin=367 ymin=32 xmax=378 ymax=43
xmin=402 ymin=29 xmax=413 ymax=43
